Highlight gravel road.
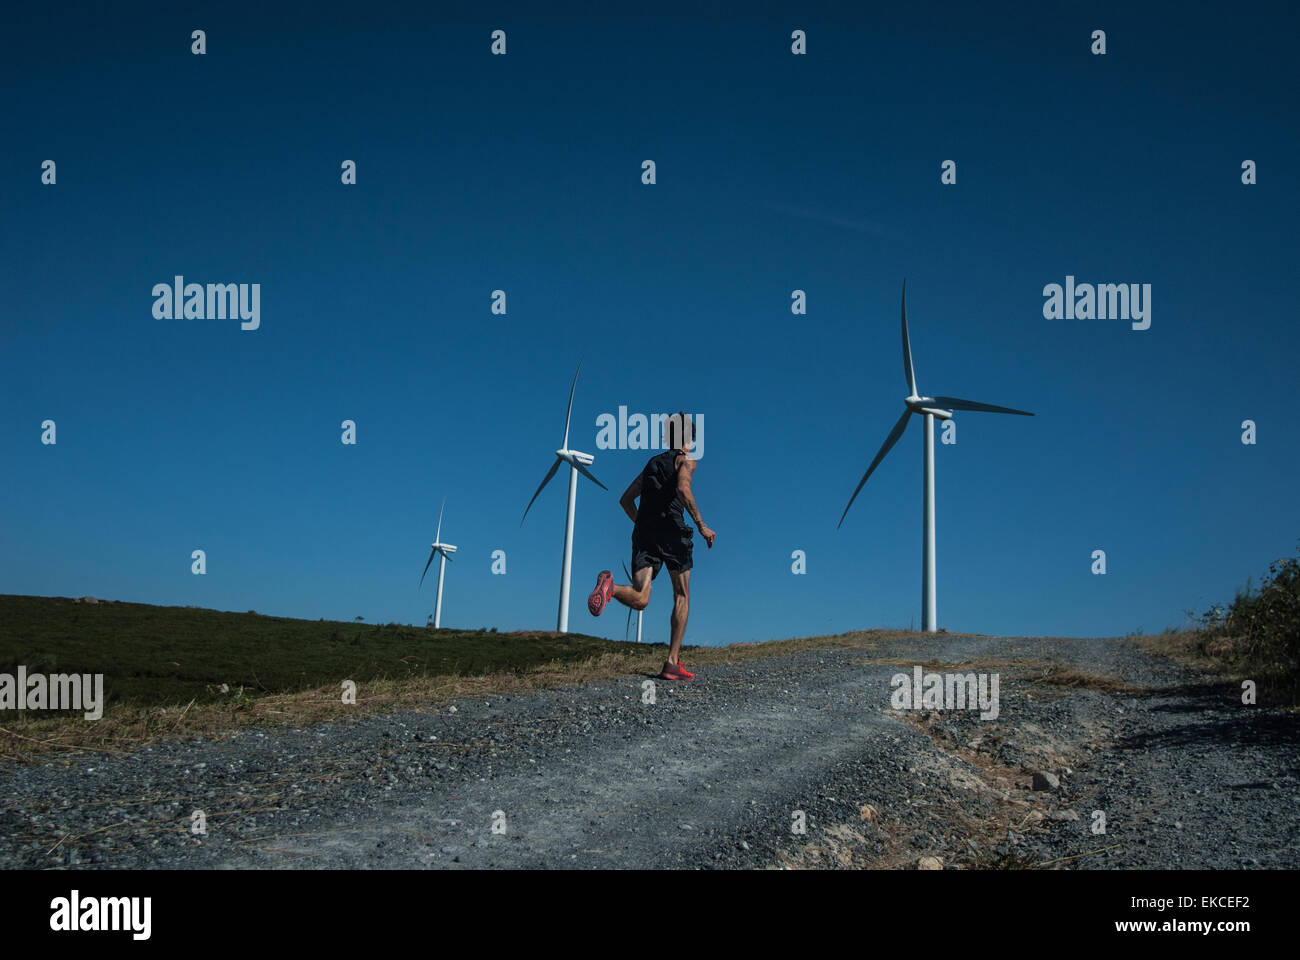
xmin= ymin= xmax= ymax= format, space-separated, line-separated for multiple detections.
xmin=3 ymin=631 xmax=1296 ymax=869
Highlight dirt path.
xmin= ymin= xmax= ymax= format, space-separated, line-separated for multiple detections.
xmin=3 ymin=632 xmax=1296 ymax=869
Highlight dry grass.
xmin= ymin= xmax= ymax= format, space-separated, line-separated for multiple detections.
xmin=857 ymin=655 xmax=1047 ymax=671
xmin=1131 ymin=629 xmax=1300 ymax=709
xmin=1024 ymin=665 xmax=1146 ymax=695
xmin=1131 ymin=629 xmax=1261 ymax=687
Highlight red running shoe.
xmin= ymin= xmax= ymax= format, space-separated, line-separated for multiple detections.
xmin=659 ymin=660 xmax=693 ymax=681
xmin=587 ymin=570 xmax=614 ymax=616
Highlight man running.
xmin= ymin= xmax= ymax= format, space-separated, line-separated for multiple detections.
xmin=587 ymin=412 xmax=715 ymax=680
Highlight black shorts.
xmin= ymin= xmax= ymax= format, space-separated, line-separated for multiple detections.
xmin=631 ymin=525 xmax=694 ymax=579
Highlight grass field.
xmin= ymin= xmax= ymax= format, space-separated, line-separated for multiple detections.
xmin=0 ymin=595 xmax=891 ymax=761
xmin=0 ymin=594 xmax=634 ymax=707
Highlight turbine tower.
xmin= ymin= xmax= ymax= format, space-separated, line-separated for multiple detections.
xmin=522 ymin=359 xmax=607 ymax=633
xmin=623 ymin=559 xmax=642 ymax=643
xmin=419 ymin=497 xmax=457 ymax=628
xmin=838 ymin=280 xmax=1033 ymax=632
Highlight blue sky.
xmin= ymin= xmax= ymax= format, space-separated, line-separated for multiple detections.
xmin=3 ymin=2 xmax=1297 ymax=644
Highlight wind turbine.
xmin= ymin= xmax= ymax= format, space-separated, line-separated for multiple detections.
xmin=838 ymin=280 xmax=1033 ymax=633
xmin=419 ymin=497 xmax=457 ymax=628
xmin=521 ymin=359 xmax=607 ymax=633
xmin=622 ymin=559 xmax=642 ymax=643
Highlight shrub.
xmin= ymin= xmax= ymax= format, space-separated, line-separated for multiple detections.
xmin=1198 ymin=543 xmax=1300 ymax=700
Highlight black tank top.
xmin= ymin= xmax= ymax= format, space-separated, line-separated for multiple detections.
xmin=634 ymin=448 xmax=688 ymax=535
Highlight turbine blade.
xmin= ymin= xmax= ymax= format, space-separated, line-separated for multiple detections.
xmin=435 ymin=496 xmax=445 ymax=543
xmin=622 ymin=560 xmax=633 ymax=641
xmin=440 ymin=549 xmax=454 ymax=563
xmin=838 ymin=409 xmax=912 ymax=529
xmin=901 ymin=279 xmax=918 ymax=397
xmin=930 ymin=396 xmax=1034 ymax=416
xmin=562 ymin=358 xmax=583 ymax=450
xmin=521 ymin=457 xmax=562 ymax=524
xmin=573 ymin=460 xmax=607 ymax=491
xmin=419 ymin=548 xmax=438 ymax=588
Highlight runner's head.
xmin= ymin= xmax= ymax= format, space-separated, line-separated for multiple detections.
xmin=664 ymin=411 xmax=694 ymax=452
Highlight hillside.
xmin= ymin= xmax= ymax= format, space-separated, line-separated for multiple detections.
xmin=0 ymin=594 xmax=632 ymax=708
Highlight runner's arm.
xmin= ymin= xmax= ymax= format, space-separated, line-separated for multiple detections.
xmin=676 ymin=459 xmax=716 ymax=547
xmin=619 ymin=476 xmax=641 ymax=523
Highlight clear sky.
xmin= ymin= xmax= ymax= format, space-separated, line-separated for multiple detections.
xmin=3 ymin=1 xmax=1297 ymax=644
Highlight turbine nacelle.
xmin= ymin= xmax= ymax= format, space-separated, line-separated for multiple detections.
xmin=905 ymin=396 xmax=953 ymax=420
xmin=557 ymin=448 xmax=595 ymax=467
xmin=429 ymin=542 xmax=458 ymax=555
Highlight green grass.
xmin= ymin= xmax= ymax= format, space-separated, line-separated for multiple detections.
xmin=0 ymin=595 xmax=894 ymax=761
xmin=0 ymin=594 xmax=632 ymax=710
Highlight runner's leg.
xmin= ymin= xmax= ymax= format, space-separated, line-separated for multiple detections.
xmin=613 ymin=566 xmax=652 ymax=610
xmin=667 ymin=568 xmax=690 ymax=664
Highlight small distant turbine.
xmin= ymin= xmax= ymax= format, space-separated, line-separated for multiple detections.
xmin=522 ymin=359 xmax=607 ymax=633
xmin=622 ymin=559 xmax=642 ymax=643
xmin=419 ymin=497 xmax=458 ymax=628
xmin=838 ymin=280 xmax=1034 ymax=633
